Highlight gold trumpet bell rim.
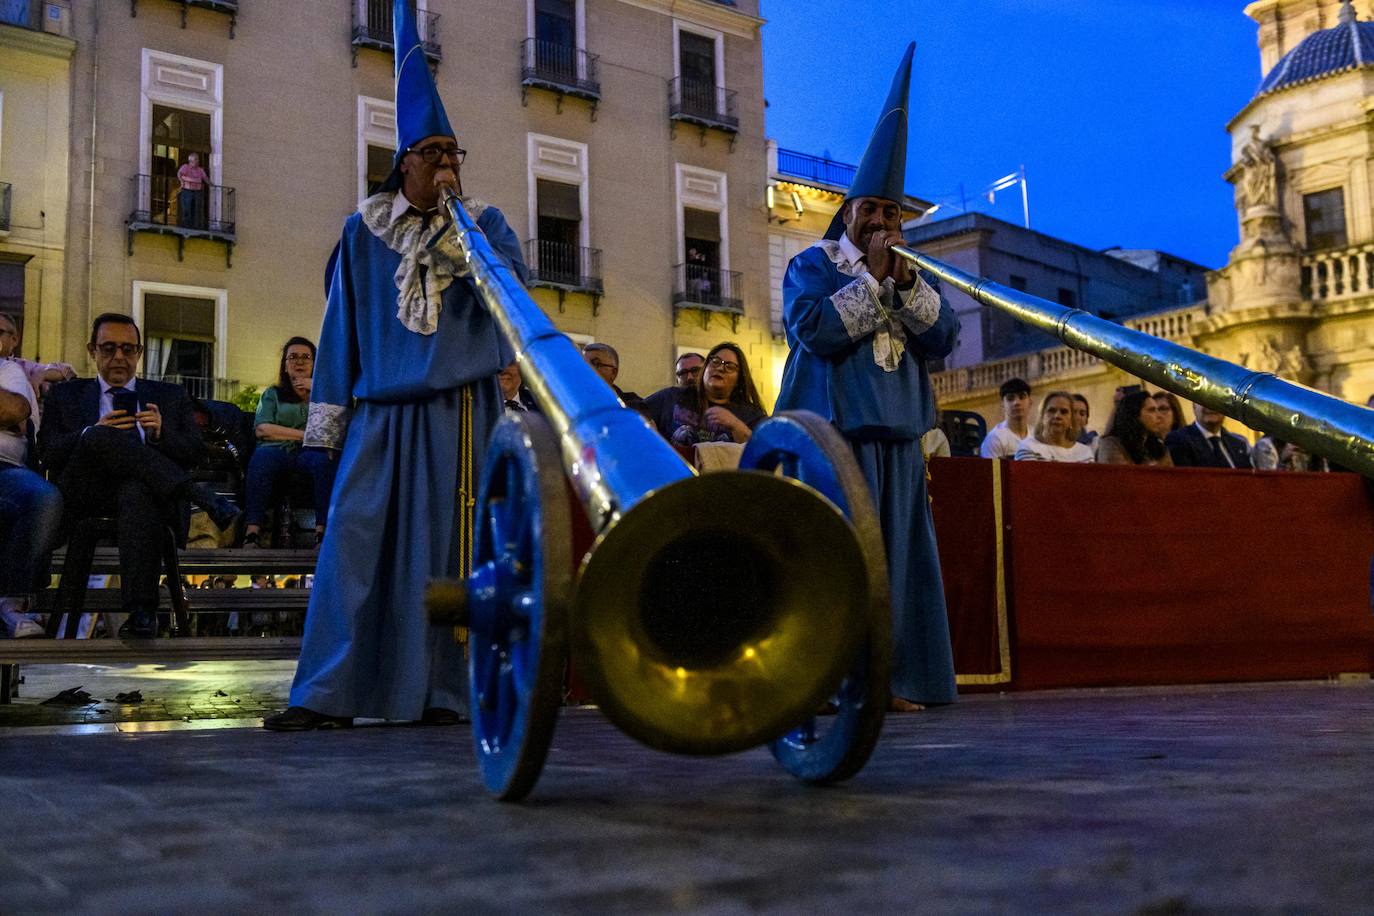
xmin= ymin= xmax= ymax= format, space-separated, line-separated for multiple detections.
xmin=571 ymin=471 xmax=869 ymax=756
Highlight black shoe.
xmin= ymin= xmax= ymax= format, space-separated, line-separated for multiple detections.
xmin=117 ymin=611 xmax=156 ymax=640
xmin=419 ymin=707 xmax=468 ymax=726
xmin=262 ymin=706 xmax=353 ymax=731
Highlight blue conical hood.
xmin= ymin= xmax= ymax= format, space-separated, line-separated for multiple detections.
xmin=380 ymin=1 xmax=455 ymax=192
xmin=824 ymin=42 xmax=914 ymax=240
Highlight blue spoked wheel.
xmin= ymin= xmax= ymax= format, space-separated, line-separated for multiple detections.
xmin=739 ymin=410 xmax=892 ymax=784
xmin=467 ymin=412 xmax=571 ymax=801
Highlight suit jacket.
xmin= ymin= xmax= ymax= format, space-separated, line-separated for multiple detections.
xmin=39 ymin=377 xmax=206 ymax=479
xmin=1164 ymin=424 xmax=1252 ymax=469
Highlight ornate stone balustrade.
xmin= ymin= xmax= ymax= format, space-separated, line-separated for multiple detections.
xmin=1303 ymin=244 xmax=1374 ymax=305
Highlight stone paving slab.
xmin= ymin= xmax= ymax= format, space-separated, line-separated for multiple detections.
xmin=3 ymin=680 xmax=1373 ymax=913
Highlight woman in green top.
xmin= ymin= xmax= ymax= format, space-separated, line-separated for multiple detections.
xmin=242 ymin=337 xmax=336 ymax=547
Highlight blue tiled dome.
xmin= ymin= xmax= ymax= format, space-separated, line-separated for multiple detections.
xmin=1256 ymin=3 xmax=1374 ymax=97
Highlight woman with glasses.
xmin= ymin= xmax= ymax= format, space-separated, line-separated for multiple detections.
xmin=242 ymin=337 xmax=336 ymax=548
xmin=637 ymin=341 xmax=765 ymax=446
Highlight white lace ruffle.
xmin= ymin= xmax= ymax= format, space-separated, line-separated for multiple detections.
xmin=816 ymin=240 xmax=906 ymax=373
xmin=304 ymin=402 xmax=352 ymax=451
xmin=895 ymin=276 xmax=942 ymax=335
xmin=357 ymin=192 xmax=489 ymax=336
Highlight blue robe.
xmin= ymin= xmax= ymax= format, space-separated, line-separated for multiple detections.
xmin=290 ymin=192 xmax=525 ymax=720
xmin=775 ymin=239 xmax=960 ymax=704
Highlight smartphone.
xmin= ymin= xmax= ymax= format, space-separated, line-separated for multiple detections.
xmin=112 ymin=391 xmax=140 ymax=417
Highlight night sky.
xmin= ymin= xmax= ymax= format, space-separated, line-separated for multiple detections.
xmin=762 ymin=1 xmax=1262 ymax=269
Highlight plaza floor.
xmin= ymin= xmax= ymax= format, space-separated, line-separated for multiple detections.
xmin=2 ymin=673 xmax=1372 ymax=913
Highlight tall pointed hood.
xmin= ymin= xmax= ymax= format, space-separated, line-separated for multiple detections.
xmin=824 ymin=42 xmax=915 ymax=241
xmin=380 ymin=1 xmax=454 ymax=192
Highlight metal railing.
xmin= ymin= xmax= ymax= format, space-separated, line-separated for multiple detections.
xmin=128 ymin=174 xmax=236 ymax=237
xmin=1303 ymin=242 xmax=1374 ymax=304
xmin=930 ymin=302 xmax=1208 ymax=400
xmin=525 ymin=240 xmax=603 ymax=294
xmin=0 ymin=182 xmax=10 ymax=232
xmin=672 ymin=263 xmax=743 ymax=313
xmin=352 ymin=0 xmax=440 ymax=60
xmin=520 ymin=38 xmax=600 ymax=99
xmin=146 ymin=374 xmax=240 ymax=402
xmin=668 ymin=77 xmax=739 ymax=132
xmin=775 ymin=148 xmax=857 ymax=189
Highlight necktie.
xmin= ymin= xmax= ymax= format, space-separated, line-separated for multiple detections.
xmin=504 ymin=398 xmax=526 ymax=412
xmin=1209 ymin=435 xmax=1228 ymax=466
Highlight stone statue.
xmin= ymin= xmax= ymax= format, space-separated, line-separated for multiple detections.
xmin=1239 ymin=125 xmax=1277 ymax=212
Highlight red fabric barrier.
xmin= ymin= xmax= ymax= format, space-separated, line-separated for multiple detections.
xmin=930 ymin=458 xmax=1374 ymax=691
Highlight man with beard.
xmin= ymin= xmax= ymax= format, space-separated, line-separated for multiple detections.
xmin=774 ymin=43 xmax=960 ymax=711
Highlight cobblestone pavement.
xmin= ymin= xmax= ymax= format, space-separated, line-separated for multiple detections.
xmin=0 ymin=661 xmax=294 ymax=728
xmin=3 ymin=679 xmax=1373 ymax=913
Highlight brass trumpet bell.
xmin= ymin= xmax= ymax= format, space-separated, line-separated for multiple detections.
xmin=571 ymin=471 xmax=869 ymax=756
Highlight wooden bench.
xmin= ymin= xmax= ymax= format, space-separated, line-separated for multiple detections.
xmin=0 ymin=549 xmax=318 ymax=704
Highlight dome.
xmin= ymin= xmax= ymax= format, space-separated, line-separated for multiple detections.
xmin=1255 ymin=1 xmax=1374 ymax=98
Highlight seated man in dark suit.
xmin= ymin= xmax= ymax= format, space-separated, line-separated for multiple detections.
xmin=39 ymin=313 xmax=240 ymax=638
xmin=1164 ymin=402 xmax=1253 ymax=469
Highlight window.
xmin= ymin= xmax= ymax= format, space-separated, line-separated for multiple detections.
xmin=534 ymin=0 xmax=577 ymax=78
xmin=358 ymin=96 xmax=397 ymax=201
xmin=684 ymin=207 xmax=721 ymax=271
xmin=535 ymin=179 xmax=581 ymax=283
xmin=1303 ymin=189 xmax=1347 ymax=251
xmin=1056 ymin=287 xmax=1076 ymax=308
xmin=672 ymin=22 xmax=725 ymax=123
xmin=0 ymin=261 xmax=24 ymax=349
xmin=132 ymin=281 xmax=228 ymax=400
xmin=149 ymin=105 xmax=212 ymax=227
xmin=527 ymin=134 xmax=592 ymax=290
xmin=139 ymin=50 xmax=223 ymax=229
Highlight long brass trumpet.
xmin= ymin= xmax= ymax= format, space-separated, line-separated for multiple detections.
xmin=895 ymin=246 xmax=1374 ymax=477
xmin=428 ymin=189 xmax=874 ymax=798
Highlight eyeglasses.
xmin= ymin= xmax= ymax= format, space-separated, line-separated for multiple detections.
xmin=285 ymin=354 xmax=314 ymax=363
xmin=675 ymin=366 xmax=702 ymax=379
xmin=706 ymin=355 xmax=739 ymax=374
xmin=406 ymin=144 xmax=466 ymax=165
xmin=588 ymin=359 xmax=617 ymax=372
xmin=94 ymin=343 xmax=143 ymax=358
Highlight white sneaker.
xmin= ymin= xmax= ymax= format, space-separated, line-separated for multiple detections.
xmin=0 ymin=599 xmax=44 ymax=639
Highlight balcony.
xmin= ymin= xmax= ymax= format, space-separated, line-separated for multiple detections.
xmin=147 ymin=373 xmax=240 ymax=402
xmin=130 ymin=0 xmax=238 ymax=38
xmin=668 ymin=77 xmax=739 ymax=146
xmin=351 ymin=0 xmax=440 ymax=67
xmin=520 ymin=38 xmax=601 ymax=118
xmin=0 ymin=0 xmax=72 ymax=37
xmin=775 ymin=148 xmax=857 ymax=191
xmin=1303 ymin=243 xmax=1374 ymax=306
xmin=525 ymin=240 xmax=603 ymax=313
xmin=0 ymin=182 xmax=10 ymax=232
xmin=672 ymin=263 xmax=743 ymax=330
xmin=126 ymin=174 xmax=237 ymax=267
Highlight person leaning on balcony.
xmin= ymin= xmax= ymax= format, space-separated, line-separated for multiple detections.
xmin=774 ymin=44 xmax=960 ymax=712
xmin=1014 ymin=390 xmax=1095 ymax=463
xmin=38 ymin=313 xmax=242 ymax=639
xmin=241 ymin=337 xmax=338 ymax=549
xmin=176 ymin=152 xmax=209 ymax=230
xmin=1095 ymin=389 xmax=1173 ymax=467
xmin=263 ymin=1 xmax=528 ymax=732
xmin=979 ymin=376 xmax=1031 ymax=459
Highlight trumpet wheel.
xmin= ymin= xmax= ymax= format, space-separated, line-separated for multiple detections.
xmin=739 ymin=411 xmax=892 ymax=784
xmin=467 ymin=411 xmax=572 ymax=801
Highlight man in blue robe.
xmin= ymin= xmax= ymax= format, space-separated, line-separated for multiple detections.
xmin=774 ymin=43 xmax=960 ymax=709
xmin=264 ymin=3 xmax=525 ymax=730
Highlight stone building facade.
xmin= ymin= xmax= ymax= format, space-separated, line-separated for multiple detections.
xmin=50 ymin=0 xmax=772 ymax=402
xmin=933 ymin=0 xmax=1374 ymax=435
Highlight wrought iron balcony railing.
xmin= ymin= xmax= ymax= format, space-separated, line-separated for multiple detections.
xmin=146 ymin=373 xmax=239 ymax=402
xmin=1303 ymin=242 xmax=1374 ymax=305
xmin=775 ymin=148 xmax=857 ymax=190
xmin=672 ymin=263 xmax=743 ymax=328
xmin=0 ymin=182 xmax=10 ymax=232
xmin=668 ymin=76 xmax=739 ymax=134
xmin=351 ymin=0 xmax=440 ymax=65
xmin=520 ymin=38 xmax=601 ymax=106
xmin=127 ymin=173 xmax=237 ymax=266
xmin=525 ymin=240 xmax=603 ymax=312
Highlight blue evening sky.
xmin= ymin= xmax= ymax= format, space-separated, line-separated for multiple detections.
xmin=761 ymin=1 xmax=1263 ymax=268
